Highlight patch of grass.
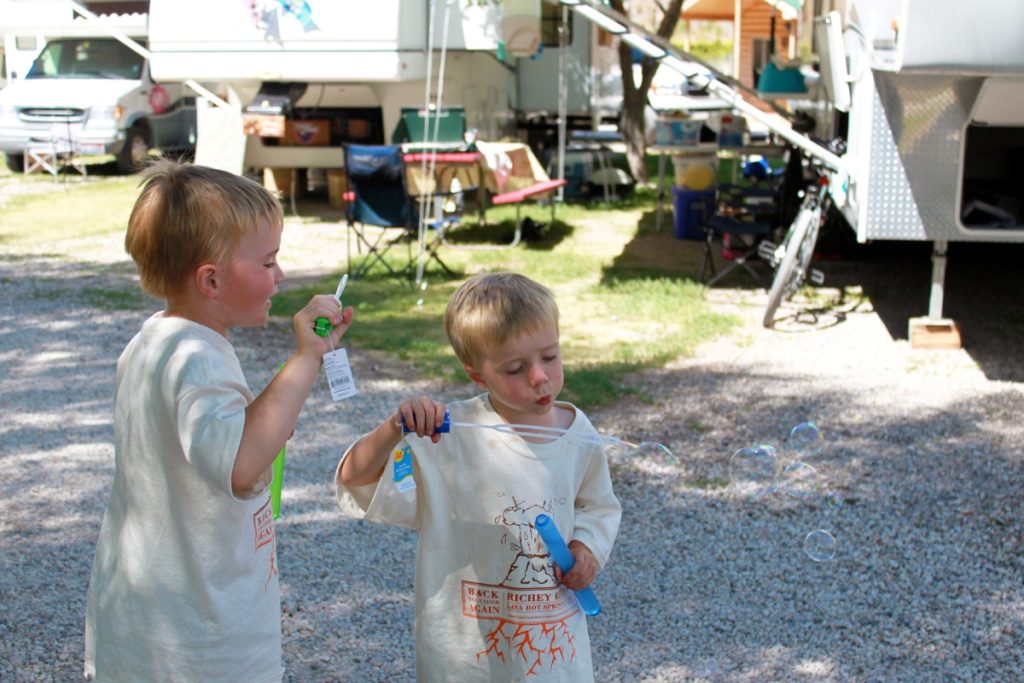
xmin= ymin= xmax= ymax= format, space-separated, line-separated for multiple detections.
xmin=0 ymin=177 xmax=139 ymax=247
xmin=683 ymin=475 xmax=729 ymax=490
xmin=271 ymin=271 xmax=466 ymax=381
xmin=4 ymin=168 xmax=741 ymax=409
xmin=273 ymin=197 xmax=738 ymax=409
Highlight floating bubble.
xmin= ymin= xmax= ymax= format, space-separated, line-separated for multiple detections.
xmin=420 ymin=281 xmax=428 ymax=291
xmin=416 ymin=298 xmax=425 ymax=307
xmin=804 ymin=529 xmax=837 ymax=562
xmin=728 ymin=445 xmax=779 ymax=497
xmin=636 ymin=440 xmax=679 ymax=467
xmin=788 ymin=422 xmax=823 ymax=458
xmin=780 ymin=461 xmax=820 ymax=499
xmin=823 ymin=490 xmax=843 ymax=511
xmin=604 ymin=440 xmax=633 ymax=465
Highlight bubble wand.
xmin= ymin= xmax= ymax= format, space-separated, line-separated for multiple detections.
xmin=314 ymin=273 xmax=348 ymax=338
xmin=402 ymin=411 xmax=639 ymax=450
xmin=270 ymin=362 xmax=287 ymax=519
xmin=274 ymin=274 xmax=348 ymax=520
xmin=535 ymin=513 xmax=601 ymax=616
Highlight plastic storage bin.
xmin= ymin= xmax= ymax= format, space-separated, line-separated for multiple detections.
xmin=672 ymin=187 xmax=715 ymax=240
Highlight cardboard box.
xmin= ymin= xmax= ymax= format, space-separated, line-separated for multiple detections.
xmin=326 ymin=170 xmax=350 ymax=210
xmin=242 ymin=114 xmax=285 ymax=138
xmin=263 ymin=168 xmax=305 ymax=199
xmin=283 ymin=119 xmax=330 ymax=146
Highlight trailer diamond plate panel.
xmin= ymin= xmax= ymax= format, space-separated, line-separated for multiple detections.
xmin=864 ymin=74 xmax=990 ymax=242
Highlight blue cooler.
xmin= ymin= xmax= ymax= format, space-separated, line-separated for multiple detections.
xmin=672 ymin=188 xmax=715 ymax=240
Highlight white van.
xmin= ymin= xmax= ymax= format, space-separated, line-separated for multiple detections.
xmin=0 ymin=36 xmax=196 ymax=173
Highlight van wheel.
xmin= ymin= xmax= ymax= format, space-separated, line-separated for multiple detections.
xmin=3 ymin=153 xmax=25 ymax=173
xmin=117 ymin=125 xmax=151 ymax=173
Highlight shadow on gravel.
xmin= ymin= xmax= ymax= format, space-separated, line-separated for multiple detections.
xmin=809 ymin=241 xmax=1024 ymax=383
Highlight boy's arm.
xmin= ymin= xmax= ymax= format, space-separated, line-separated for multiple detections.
xmin=336 ymin=418 xmax=403 ymax=487
xmin=338 ymin=396 xmax=447 ymax=487
xmin=559 ymin=447 xmax=622 ymax=589
xmin=232 ymin=295 xmax=353 ymax=495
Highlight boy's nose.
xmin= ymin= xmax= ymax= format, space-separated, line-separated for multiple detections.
xmin=528 ymin=365 xmax=548 ymax=386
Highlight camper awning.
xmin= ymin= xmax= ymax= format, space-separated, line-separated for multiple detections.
xmin=682 ymin=0 xmax=802 ymax=22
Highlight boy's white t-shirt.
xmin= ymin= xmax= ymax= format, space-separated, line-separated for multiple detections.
xmin=336 ymin=394 xmax=622 ymax=683
xmin=84 ymin=314 xmax=283 ymax=683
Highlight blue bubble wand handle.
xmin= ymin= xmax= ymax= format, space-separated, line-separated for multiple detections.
xmin=535 ymin=514 xmax=601 ymax=617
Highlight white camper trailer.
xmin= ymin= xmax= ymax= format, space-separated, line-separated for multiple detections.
xmin=147 ymin=0 xmax=518 ymax=171
xmin=566 ymin=0 xmax=1024 ymax=339
xmin=144 ymin=0 xmax=614 ymax=174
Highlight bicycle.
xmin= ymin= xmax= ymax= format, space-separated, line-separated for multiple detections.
xmin=759 ymin=171 xmax=830 ymax=329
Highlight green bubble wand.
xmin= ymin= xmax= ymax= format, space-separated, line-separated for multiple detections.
xmin=273 ymin=274 xmax=348 ymax=519
xmin=270 ymin=361 xmax=287 ymax=520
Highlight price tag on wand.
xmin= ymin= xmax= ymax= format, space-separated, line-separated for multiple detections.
xmin=316 ymin=274 xmax=358 ymax=401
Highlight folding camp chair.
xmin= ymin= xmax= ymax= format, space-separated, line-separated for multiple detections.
xmin=343 ymin=144 xmax=418 ymax=278
xmin=701 ymin=153 xmax=795 ymax=287
xmin=344 ymin=144 xmax=458 ymax=279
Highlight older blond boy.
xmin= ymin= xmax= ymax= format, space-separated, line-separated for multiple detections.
xmin=336 ymin=272 xmax=621 ymax=682
xmin=84 ymin=160 xmax=352 ymax=681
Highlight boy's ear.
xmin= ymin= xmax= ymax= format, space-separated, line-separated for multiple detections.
xmin=195 ymin=263 xmax=219 ymax=299
xmin=463 ymin=363 xmax=487 ymax=388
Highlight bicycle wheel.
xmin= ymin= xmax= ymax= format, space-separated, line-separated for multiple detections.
xmin=762 ymin=199 xmax=821 ymax=328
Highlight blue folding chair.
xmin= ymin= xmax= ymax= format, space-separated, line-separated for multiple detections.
xmin=345 ymin=144 xmax=462 ymax=278
xmin=344 ymin=144 xmax=416 ymax=278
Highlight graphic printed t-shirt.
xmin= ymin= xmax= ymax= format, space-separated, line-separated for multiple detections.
xmin=84 ymin=314 xmax=283 ymax=682
xmin=337 ymin=394 xmax=621 ymax=682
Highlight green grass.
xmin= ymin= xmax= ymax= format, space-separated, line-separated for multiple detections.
xmin=272 ymin=184 xmax=738 ymax=409
xmin=0 ymin=176 xmax=139 ymax=247
xmin=3 ymin=165 xmax=741 ymax=409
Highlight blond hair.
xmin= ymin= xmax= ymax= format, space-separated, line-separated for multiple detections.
xmin=444 ymin=272 xmax=559 ymax=366
xmin=124 ymin=159 xmax=283 ymax=299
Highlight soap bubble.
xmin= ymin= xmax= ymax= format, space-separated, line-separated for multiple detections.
xmin=788 ymin=422 xmax=823 ymax=458
xmin=416 ymin=298 xmax=425 ymax=307
xmin=780 ymin=462 xmax=820 ymax=499
xmin=604 ymin=440 xmax=633 ymax=464
xmin=420 ymin=281 xmax=428 ymax=291
xmin=823 ymin=490 xmax=843 ymax=511
xmin=804 ymin=529 xmax=837 ymax=562
xmin=728 ymin=445 xmax=779 ymax=497
xmin=636 ymin=440 xmax=679 ymax=467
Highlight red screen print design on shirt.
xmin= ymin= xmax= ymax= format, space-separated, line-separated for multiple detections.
xmin=253 ymin=499 xmax=278 ymax=591
xmin=463 ymin=495 xmax=579 ymax=676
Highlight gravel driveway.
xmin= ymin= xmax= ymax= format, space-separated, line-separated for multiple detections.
xmin=1 ymin=216 xmax=1022 ymax=682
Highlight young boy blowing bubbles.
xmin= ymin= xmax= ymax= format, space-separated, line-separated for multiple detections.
xmin=84 ymin=160 xmax=353 ymax=682
xmin=336 ymin=271 xmax=621 ymax=682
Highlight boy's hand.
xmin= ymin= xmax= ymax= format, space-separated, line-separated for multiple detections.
xmin=555 ymin=540 xmax=597 ymax=591
xmin=293 ymin=294 xmax=353 ymax=357
xmin=397 ymin=397 xmax=447 ymax=444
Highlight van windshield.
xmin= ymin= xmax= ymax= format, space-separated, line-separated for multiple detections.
xmin=26 ymin=38 xmax=144 ymax=80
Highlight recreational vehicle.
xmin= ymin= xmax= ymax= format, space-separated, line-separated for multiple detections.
xmin=0 ymin=0 xmax=196 ymax=173
xmin=565 ymin=0 xmax=1024 ymax=338
xmin=143 ymin=0 xmax=621 ymax=173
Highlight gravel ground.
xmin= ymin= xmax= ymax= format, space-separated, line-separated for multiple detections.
xmin=1 ymin=216 xmax=1022 ymax=682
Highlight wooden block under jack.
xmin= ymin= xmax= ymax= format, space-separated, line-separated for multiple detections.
xmin=908 ymin=317 xmax=962 ymax=349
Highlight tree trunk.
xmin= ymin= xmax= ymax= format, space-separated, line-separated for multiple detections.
xmin=609 ymin=0 xmax=685 ymax=184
